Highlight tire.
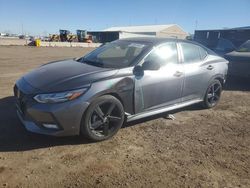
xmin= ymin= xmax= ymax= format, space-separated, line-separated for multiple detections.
xmin=202 ymin=79 xmax=222 ymax=109
xmin=81 ymin=95 xmax=125 ymax=141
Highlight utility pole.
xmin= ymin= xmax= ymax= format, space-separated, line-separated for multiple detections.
xmin=154 ymin=18 xmax=158 ymax=25
xmin=21 ymin=23 xmax=24 ymax=35
xmin=129 ymin=17 xmax=132 ymax=26
xmin=195 ymin=20 xmax=198 ymax=30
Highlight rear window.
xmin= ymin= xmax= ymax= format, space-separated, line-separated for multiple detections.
xmin=199 ymin=46 xmax=207 ymax=60
xmin=181 ymin=43 xmax=201 ymax=63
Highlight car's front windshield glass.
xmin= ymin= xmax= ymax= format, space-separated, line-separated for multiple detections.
xmin=236 ymin=40 xmax=250 ymax=52
xmin=215 ymin=38 xmax=235 ymax=52
xmin=78 ymin=40 xmax=150 ymax=68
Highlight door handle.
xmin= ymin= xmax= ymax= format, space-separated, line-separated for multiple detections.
xmin=207 ymin=65 xmax=214 ymax=70
xmin=174 ymin=71 xmax=183 ymax=77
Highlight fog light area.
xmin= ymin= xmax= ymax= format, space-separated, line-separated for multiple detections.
xmin=43 ymin=123 xmax=59 ymax=129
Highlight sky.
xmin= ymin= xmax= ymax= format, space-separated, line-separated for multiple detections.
xmin=0 ymin=0 xmax=250 ymax=36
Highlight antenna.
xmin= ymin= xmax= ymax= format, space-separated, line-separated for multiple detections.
xmin=21 ymin=23 xmax=24 ymax=35
xmin=154 ymin=18 xmax=158 ymax=25
xmin=195 ymin=20 xmax=198 ymax=30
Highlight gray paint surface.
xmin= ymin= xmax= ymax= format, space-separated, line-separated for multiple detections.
xmin=15 ymin=37 xmax=228 ymax=136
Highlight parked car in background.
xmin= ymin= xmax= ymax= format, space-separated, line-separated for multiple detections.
xmin=213 ymin=38 xmax=236 ymax=57
xmin=225 ymin=40 xmax=250 ymax=77
xmin=14 ymin=38 xmax=228 ymax=141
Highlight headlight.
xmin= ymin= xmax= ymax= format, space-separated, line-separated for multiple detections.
xmin=34 ymin=88 xmax=88 ymax=103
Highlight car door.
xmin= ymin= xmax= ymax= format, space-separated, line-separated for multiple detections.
xmin=179 ymin=42 xmax=215 ymax=101
xmin=134 ymin=42 xmax=184 ymax=113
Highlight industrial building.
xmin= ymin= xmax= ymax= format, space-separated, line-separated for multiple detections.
xmin=194 ymin=26 xmax=250 ymax=49
xmin=88 ymin=24 xmax=188 ymax=43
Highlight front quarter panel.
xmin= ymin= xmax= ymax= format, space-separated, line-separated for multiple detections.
xmin=82 ymin=68 xmax=135 ymax=115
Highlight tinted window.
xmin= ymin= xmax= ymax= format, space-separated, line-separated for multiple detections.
xmin=181 ymin=43 xmax=201 ymax=63
xmin=97 ymin=46 xmax=127 ymax=58
xmin=215 ymin=38 xmax=235 ymax=52
xmin=144 ymin=42 xmax=178 ymax=66
xmin=237 ymin=40 xmax=250 ymax=52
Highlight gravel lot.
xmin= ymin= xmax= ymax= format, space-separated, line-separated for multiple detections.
xmin=0 ymin=46 xmax=249 ymax=188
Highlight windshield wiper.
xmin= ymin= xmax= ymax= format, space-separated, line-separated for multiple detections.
xmin=83 ymin=59 xmax=104 ymax=67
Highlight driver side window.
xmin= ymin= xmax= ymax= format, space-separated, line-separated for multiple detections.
xmin=144 ymin=42 xmax=178 ymax=66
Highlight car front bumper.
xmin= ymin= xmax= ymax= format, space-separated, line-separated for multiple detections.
xmin=15 ymin=85 xmax=89 ymax=137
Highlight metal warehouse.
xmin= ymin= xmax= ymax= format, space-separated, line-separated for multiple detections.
xmin=194 ymin=26 xmax=250 ymax=49
xmin=88 ymin=24 xmax=188 ymax=43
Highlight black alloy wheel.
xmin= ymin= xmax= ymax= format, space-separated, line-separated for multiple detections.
xmin=203 ymin=79 xmax=222 ymax=108
xmin=81 ymin=95 xmax=124 ymax=141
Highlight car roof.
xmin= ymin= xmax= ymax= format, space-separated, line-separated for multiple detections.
xmin=120 ymin=37 xmax=192 ymax=45
xmin=120 ymin=37 xmax=216 ymax=55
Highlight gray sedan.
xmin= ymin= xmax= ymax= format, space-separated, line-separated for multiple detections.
xmin=14 ymin=38 xmax=228 ymax=141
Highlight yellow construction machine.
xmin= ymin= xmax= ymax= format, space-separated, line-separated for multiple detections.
xmin=49 ymin=34 xmax=60 ymax=42
xmin=49 ymin=30 xmax=93 ymax=43
xmin=76 ymin=30 xmax=93 ymax=43
xmin=59 ymin=30 xmax=78 ymax=42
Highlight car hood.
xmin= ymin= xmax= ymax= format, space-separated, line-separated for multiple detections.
xmin=20 ymin=59 xmax=118 ymax=93
xmin=225 ymin=51 xmax=250 ymax=62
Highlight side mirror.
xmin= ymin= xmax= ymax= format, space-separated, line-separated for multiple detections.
xmin=142 ymin=60 xmax=161 ymax=70
xmin=133 ymin=65 xmax=144 ymax=77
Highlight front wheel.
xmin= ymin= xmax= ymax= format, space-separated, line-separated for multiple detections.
xmin=81 ymin=95 xmax=125 ymax=141
xmin=202 ymin=79 xmax=222 ymax=109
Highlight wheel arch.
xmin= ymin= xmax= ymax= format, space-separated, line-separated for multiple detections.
xmin=201 ymin=74 xmax=225 ymax=98
xmin=213 ymin=74 xmax=225 ymax=86
xmin=100 ymin=91 xmax=134 ymax=115
xmin=103 ymin=92 xmax=124 ymax=107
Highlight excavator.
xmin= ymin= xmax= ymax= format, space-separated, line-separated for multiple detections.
xmin=59 ymin=30 xmax=78 ymax=42
xmin=76 ymin=30 xmax=93 ymax=43
xmin=49 ymin=34 xmax=60 ymax=42
xmin=49 ymin=30 xmax=92 ymax=43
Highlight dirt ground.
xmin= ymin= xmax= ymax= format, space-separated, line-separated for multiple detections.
xmin=0 ymin=46 xmax=249 ymax=188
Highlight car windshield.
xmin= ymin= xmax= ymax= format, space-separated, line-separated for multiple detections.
xmin=215 ymin=38 xmax=235 ymax=52
xmin=236 ymin=40 xmax=250 ymax=52
xmin=78 ymin=40 xmax=150 ymax=68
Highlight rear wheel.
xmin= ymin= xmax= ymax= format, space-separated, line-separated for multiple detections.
xmin=202 ymin=79 xmax=222 ymax=108
xmin=81 ymin=95 xmax=124 ymax=141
